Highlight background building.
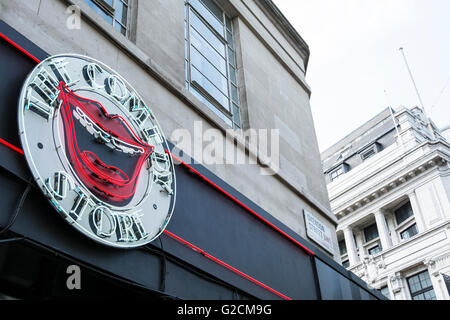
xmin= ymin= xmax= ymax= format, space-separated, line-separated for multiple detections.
xmin=322 ymin=106 xmax=450 ymax=300
xmin=442 ymin=127 xmax=450 ymax=141
xmin=0 ymin=0 xmax=385 ymax=299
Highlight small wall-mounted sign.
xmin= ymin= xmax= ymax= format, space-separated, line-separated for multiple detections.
xmin=304 ymin=209 xmax=334 ymax=254
xmin=18 ymin=54 xmax=176 ymax=248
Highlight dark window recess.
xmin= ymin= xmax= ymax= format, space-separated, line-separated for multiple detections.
xmin=338 ymin=240 xmax=347 ymax=256
xmin=368 ymin=242 xmax=382 ymax=255
xmin=359 ymin=142 xmax=383 ymax=161
xmin=342 ymin=260 xmax=350 ymax=268
xmin=395 ymin=202 xmax=414 ymax=225
xmin=379 ymin=286 xmax=390 ymax=299
xmin=407 ymin=271 xmax=436 ymax=300
xmin=330 ymin=163 xmax=349 ymax=182
xmin=361 ymin=148 xmax=376 ymax=160
xmin=364 ymin=223 xmax=379 ymax=243
xmin=443 ymin=274 xmax=450 ymax=296
xmin=400 ymin=224 xmax=418 ymax=240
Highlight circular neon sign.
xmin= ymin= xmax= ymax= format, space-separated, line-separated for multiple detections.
xmin=18 ymin=54 xmax=176 ymax=248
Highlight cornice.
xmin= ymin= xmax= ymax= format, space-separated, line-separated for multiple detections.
xmin=333 ymin=147 xmax=448 ymax=220
xmin=348 ymin=221 xmax=450 ymax=278
xmin=330 ymin=140 xmax=449 ymax=199
xmin=255 ymin=0 xmax=310 ymax=70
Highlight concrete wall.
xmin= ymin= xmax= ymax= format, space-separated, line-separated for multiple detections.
xmin=0 ymin=0 xmax=337 ymax=258
xmin=135 ymin=0 xmax=185 ymax=85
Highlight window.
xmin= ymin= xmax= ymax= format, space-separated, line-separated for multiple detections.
xmin=368 ymin=242 xmax=382 ymax=255
xmin=359 ymin=142 xmax=382 ymax=161
xmin=184 ymin=0 xmax=241 ymax=129
xmin=400 ymin=223 xmax=418 ymax=240
xmin=338 ymin=240 xmax=347 ymax=256
xmin=364 ymin=223 xmax=383 ymax=255
xmin=330 ymin=163 xmax=349 ymax=182
xmin=342 ymin=260 xmax=350 ymax=268
xmin=361 ymin=148 xmax=376 ymax=161
xmin=395 ymin=202 xmax=414 ymax=225
xmin=330 ymin=167 xmax=344 ymax=181
xmin=83 ymin=0 xmax=129 ymax=35
xmin=364 ymin=223 xmax=379 ymax=243
xmin=379 ymin=286 xmax=390 ymax=299
xmin=407 ymin=271 xmax=436 ymax=300
xmin=443 ymin=274 xmax=450 ymax=295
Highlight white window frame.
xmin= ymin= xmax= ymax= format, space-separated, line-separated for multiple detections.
xmin=341 ymin=259 xmax=350 ymax=268
xmin=377 ymin=284 xmax=390 ymax=299
xmin=398 ymin=222 xmax=418 ymax=241
xmin=393 ymin=201 xmax=418 ymax=241
xmin=362 ymin=222 xmax=382 ymax=256
xmin=359 ymin=142 xmax=382 ymax=161
xmin=405 ymin=269 xmax=437 ymax=300
xmin=367 ymin=241 xmax=382 ymax=256
xmin=329 ymin=163 xmax=348 ymax=182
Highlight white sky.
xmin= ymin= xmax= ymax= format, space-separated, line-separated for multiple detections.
xmin=272 ymin=0 xmax=450 ymax=151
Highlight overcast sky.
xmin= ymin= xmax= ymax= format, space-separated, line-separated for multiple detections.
xmin=272 ymin=0 xmax=450 ymax=151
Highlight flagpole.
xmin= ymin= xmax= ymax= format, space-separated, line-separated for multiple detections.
xmin=399 ymin=47 xmax=436 ymax=140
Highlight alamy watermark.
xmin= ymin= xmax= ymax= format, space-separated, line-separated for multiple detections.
xmin=66 ymin=265 xmax=81 ymax=290
xmin=170 ymin=121 xmax=280 ymax=176
xmin=66 ymin=5 xmax=81 ymax=30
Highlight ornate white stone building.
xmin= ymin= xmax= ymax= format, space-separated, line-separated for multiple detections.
xmin=322 ymin=106 xmax=450 ymax=300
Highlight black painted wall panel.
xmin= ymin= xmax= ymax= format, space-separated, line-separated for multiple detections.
xmin=315 ymin=258 xmax=378 ymax=300
xmin=166 ymin=160 xmax=318 ymax=300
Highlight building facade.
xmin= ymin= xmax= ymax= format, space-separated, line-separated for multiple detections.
xmin=0 ymin=0 xmax=386 ymax=299
xmin=322 ymin=106 xmax=450 ymax=300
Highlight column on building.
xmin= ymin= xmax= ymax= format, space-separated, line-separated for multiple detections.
xmin=374 ymin=209 xmax=392 ymax=251
xmin=386 ymin=212 xmax=400 ymax=246
xmin=389 ymin=272 xmax=407 ymax=300
xmin=343 ymin=226 xmax=359 ymax=266
xmin=425 ymin=259 xmax=447 ymax=300
xmin=354 ymin=228 xmax=366 ymax=258
xmin=386 ymin=276 xmax=396 ymax=300
xmin=408 ymin=191 xmax=426 ymax=233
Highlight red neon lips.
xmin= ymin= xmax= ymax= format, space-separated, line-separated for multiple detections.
xmin=58 ymin=82 xmax=154 ymax=205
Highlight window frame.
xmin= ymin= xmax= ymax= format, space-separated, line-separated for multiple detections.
xmin=92 ymin=0 xmax=115 ymax=14
xmin=407 ymin=270 xmax=436 ymax=300
xmin=338 ymin=238 xmax=349 ymax=266
xmin=83 ymin=0 xmax=130 ymax=37
xmin=394 ymin=201 xmax=415 ymax=226
xmin=338 ymin=239 xmax=347 ymax=256
xmin=362 ymin=223 xmax=383 ymax=256
xmin=367 ymin=242 xmax=382 ymax=255
xmin=342 ymin=260 xmax=350 ymax=268
xmin=184 ymin=0 xmax=241 ymax=129
xmin=329 ymin=163 xmax=349 ymax=182
xmin=363 ymin=223 xmax=379 ymax=243
xmin=378 ymin=285 xmax=390 ymax=299
xmin=359 ymin=142 xmax=382 ymax=161
xmin=399 ymin=223 xmax=418 ymax=240
xmin=393 ymin=201 xmax=419 ymax=241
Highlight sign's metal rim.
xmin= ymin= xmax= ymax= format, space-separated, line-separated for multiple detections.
xmin=17 ymin=53 xmax=177 ymax=249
